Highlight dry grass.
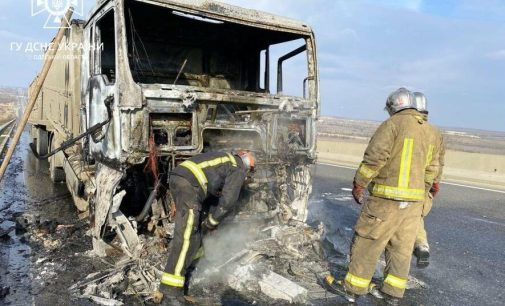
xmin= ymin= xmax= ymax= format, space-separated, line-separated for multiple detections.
xmin=318 ymin=116 xmax=505 ymax=155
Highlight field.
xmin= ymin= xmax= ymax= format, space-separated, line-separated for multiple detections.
xmin=318 ymin=116 xmax=505 ymax=155
xmin=0 ymin=87 xmax=23 ymax=124
xmin=317 ymin=116 xmax=505 ymax=190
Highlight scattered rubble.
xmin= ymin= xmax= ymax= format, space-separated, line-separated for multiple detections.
xmin=69 ymin=236 xmax=168 ymax=305
xmin=0 ymin=227 xmax=13 ymax=239
xmin=0 ymin=286 xmax=9 ymax=299
xmin=259 ymin=270 xmax=308 ymax=303
xmin=5 ymin=199 xmax=430 ymax=305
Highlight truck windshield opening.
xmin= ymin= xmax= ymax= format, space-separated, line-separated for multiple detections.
xmin=124 ymin=0 xmax=310 ymax=96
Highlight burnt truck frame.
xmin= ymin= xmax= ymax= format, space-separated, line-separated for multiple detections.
xmin=29 ymin=0 xmax=319 ymax=256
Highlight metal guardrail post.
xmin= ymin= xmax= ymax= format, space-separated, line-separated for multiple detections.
xmin=0 ymin=119 xmax=15 ymax=135
xmin=0 ymin=120 xmax=16 ymax=157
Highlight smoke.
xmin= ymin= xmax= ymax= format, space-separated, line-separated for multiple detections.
xmin=189 ymin=219 xmax=264 ymax=288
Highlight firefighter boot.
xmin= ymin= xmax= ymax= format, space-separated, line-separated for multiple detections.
xmin=158 ymin=285 xmax=187 ymax=306
xmin=321 ymin=275 xmax=358 ymax=303
xmin=381 ymin=292 xmax=400 ymax=306
xmin=414 ymin=245 xmax=430 ymax=268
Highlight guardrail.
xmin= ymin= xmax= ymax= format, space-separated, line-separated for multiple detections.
xmin=0 ymin=119 xmax=16 ymax=157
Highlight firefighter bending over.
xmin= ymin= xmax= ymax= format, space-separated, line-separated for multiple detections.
xmin=157 ymin=151 xmax=255 ymax=305
xmin=322 ymin=88 xmax=443 ymax=304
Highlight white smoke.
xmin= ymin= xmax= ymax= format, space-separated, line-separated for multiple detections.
xmin=189 ymin=219 xmax=265 ymax=289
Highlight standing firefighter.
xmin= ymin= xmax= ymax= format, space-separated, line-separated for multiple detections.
xmin=412 ymin=92 xmax=446 ymax=268
xmin=323 ymin=88 xmax=442 ymax=304
xmin=158 ymin=151 xmax=255 ymax=305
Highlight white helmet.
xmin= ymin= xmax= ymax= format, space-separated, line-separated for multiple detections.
xmin=413 ymin=92 xmax=428 ymax=114
xmin=385 ymin=87 xmax=416 ymax=116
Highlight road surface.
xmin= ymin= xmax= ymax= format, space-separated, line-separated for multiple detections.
xmin=1 ymin=136 xmax=504 ymax=305
xmin=310 ymin=163 xmax=505 ymax=306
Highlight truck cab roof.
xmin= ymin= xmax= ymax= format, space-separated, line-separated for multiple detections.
xmin=92 ymin=0 xmax=313 ymax=35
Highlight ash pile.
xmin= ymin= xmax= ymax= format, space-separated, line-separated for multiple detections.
xmin=67 ymin=215 xmax=344 ymax=305
xmin=188 ymin=220 xmax=331 ymax=305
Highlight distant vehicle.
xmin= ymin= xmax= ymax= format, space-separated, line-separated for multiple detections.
xmin=28 ymin=0 xmax=319 ymax=255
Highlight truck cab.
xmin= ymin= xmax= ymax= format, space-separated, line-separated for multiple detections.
xmin=31 ymin=0 xmax=320 ymax=256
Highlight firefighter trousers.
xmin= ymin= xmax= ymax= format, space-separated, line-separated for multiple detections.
xmin=415 ymin=194 xmax=433 ymax=249
xmin=161 ymin=175 xmax=203 ymax=291
xmin=344 ymin=196 xmax=423 ymax=298
xmin=415 ymin=219 xmax=429 ymax=249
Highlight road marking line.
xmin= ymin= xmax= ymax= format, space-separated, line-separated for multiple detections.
xmin=465 ymin=216 xmax=505 ymax=227
xmin=441 ymin=181 xmax=505 ymax=194
xmin=318 ymin=162 xmax=357 ymax=170
xmin=317 ymin=162 xmax=505 ymax=194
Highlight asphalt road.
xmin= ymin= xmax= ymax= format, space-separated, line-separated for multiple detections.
xmin=2 ymin=135 xmax=504 ymax=305
xmin=0 ymin=133 xmax=103 ymax=306
xmin=309 ymin=163 xmax=505 ymax=306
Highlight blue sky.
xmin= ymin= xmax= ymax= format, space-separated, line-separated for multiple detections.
xmin=1 ymin=0 xmax=505 ymax=131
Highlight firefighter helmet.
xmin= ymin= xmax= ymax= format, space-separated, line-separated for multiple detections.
xmin=413 ymin=92 xmax=428 ymax=114
xmin=237 ymin=150 xmax=255 ymax=172
xmin=385 ymin=87 xmax=416 ymax=116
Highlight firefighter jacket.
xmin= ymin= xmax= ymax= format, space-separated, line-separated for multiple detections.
xmin=421 ymin=113 xmax=446 ymax=184
xmin=172 ymin=151 xmax=246 ymax=222
xmin=354 ymin=109 xmax=442 ymax=201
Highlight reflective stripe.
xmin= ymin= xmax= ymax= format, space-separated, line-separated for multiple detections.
xmin=398 ymin=138 xmax=414 ymax=188
xmin=174 ymin=209 xmax=195 ymax=276
xmin=181 ymin=161 xmax=208 ymax=194
xmin=345 ymin=272 xmax=370 ymax=288
xmin=226 ymin=153 xmax=237 ymax=167
xmin=208 ymin=214 xmax=219 ymax=226
xmin=384 ymin=274 xmax=407 ymax=289
xmin=358 ymin=163 xmax=376 ymax=179
xmin=417 ymin=230 xmax=428 ymax=244
xmin=369 ymin=138 xmax=425 ymax=201
xmin=181 ymin=154 xmax=237 ymax=193
xmin=161 ymin=272 xmax=185 ymax=288
xmin=199 ymin=156 xmax=234 ymax=169
xmin=371 ymin=184 xmax=424 ymax=200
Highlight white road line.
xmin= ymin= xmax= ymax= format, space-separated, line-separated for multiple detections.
xmin=317 ymin=162 xmax=505 ymax=194
xmin=441 ymin=181 xmax=505 ymax=194
xmin=465 ymin=216 xmax=505 ymax=227
xmin=318 ymin=162 xmax=357 ymax=170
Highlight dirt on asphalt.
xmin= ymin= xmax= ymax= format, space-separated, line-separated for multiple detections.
xmin=0 ymin=133 xmax=112 ymax=306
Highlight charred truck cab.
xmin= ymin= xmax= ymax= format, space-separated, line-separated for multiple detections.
xmin=29 ymin=0 xmax=319 ymax=256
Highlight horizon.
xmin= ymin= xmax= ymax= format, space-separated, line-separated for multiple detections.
xmin=318 ymin=114 xmax=505 ymax=134
xmin=1 ymin=86 xmax=505 ymax=133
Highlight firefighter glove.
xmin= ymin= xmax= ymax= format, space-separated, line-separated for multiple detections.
xmin=352 ymin=181 xmax=365 ymax=205
xmin=430 ymin=182 xmax=440 ymax=198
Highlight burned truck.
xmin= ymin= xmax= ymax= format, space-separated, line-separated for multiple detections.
xmin=28 ymin=0 xmax=319 ymax=258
